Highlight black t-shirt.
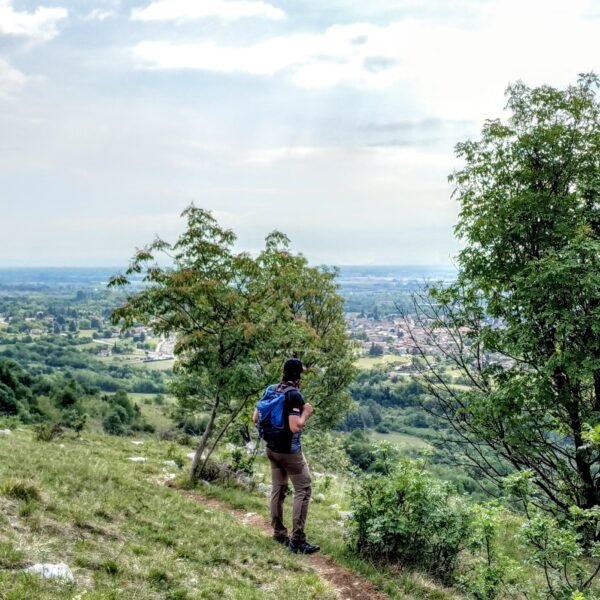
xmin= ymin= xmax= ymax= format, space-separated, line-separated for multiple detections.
xmin=266 ymin=385 xmax=305 ymax=454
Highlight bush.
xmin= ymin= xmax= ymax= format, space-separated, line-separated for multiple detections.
xmin=349 ymin=459 xmax=471 ymax=583
xmin=103 ymin=411 xmax=127 ymax=436
xmin=34 ymin=422 xmax=63 ymax=442
xmin=176 ymin=414 xmax=208 ymax=436
xmin=303 ymin=431 xmax=351 ymax=473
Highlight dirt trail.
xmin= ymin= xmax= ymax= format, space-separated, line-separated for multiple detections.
xmin=180 ymin=490 xmax=388 ymax=600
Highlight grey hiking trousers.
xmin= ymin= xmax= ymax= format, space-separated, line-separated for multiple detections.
xmin=266 ymin=448 xmax=312 ymax=543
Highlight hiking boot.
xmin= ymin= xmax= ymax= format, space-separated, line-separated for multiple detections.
xmin=288 ymin=540 xmax=320 ymax=554
xmin=273 ymin=534 xmax=290 ymax=546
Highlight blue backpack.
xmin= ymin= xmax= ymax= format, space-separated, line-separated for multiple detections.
xmin=256 ymin=385 xmax=296 ymax=442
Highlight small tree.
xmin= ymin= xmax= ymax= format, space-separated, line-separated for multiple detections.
xmin=110 ymin=206 xmax=355 ymax=479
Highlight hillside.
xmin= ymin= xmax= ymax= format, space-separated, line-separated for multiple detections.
xmin=0 ymin=428 xmax=458 ymax=600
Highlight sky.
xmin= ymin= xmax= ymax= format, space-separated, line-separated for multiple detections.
xmin=1 ymin=0 xmax=599 ymax=267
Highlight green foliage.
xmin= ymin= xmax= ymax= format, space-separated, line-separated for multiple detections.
xmin=349 ymin=459 xmax=471 ymax=583
xmin=500 ymin=470 xmax=600 ymax=599
xmin=102 ymin=391 xmax=151 ymax=436
xmin=459 ymin=503 xmax=521 ymax=600
xmin=228 ymin=447 xmax=255 ymax=476
xmin=343 ymin=430 xmax=377 ymax=471
xmin=0 ymin=359 xmax=32 ymax=418
xmin=303 ymin=431 xmax=352 ymax=473
xmin=368 ymin=343 xmax=384 ymax=357
xmin=109 ymin=206 xmax=355 ymax=478
xmin=415 ymin=75 xmax=600 ymax=517
xmin=33 ymin=422 xmax=63 ymax=442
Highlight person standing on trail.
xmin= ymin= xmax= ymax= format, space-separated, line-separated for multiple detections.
xmin=253 ymin=358 xmax=319 ymax=554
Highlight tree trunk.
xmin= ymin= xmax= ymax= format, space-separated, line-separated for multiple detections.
xmin=190 ymin=394 xmax=220 ymax=480
xmin=555 ymin=368 xmax=598 ymax=509
xmin=198 ymin=397 xmax=252 ymax=475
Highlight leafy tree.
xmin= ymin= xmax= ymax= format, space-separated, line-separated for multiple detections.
xmin=409 ymin=75 xmax=600 ymax=516
xmin=110 ymin=206 xmax=355 ymax=479
xmin=0 ymin=359 xmax=32 ymax=416
xmin=368 ymin=342 xmax=384 ymax=357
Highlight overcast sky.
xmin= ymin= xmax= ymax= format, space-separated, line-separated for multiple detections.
xmin=1 ymin=0 xmax=599 ymax=266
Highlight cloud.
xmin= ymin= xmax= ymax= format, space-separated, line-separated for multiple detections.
xmin=84 ymin=9 xmax=117 ymax=22
xmin=132 ymin=0 xmax=600 ymax=119
xmin=0 ymin=58 xmax=27 ymax=98
xmin=0 ymin=0 xmax=67 ymax=41
xmin=131 ymin=0 xmax=285 ymax=22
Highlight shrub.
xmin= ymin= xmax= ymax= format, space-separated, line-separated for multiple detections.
xmin=176 ymin=414 xmax=208 ymax=436
xmin=229 ymin=447 xmax=255 ymax=476
xmin=349 ymin=459 xmax=471 ymax=583
xmin=303 ymin=431 xmax=350 ymax=473
xmin=61 ymin=408 xmax=86 ymax=432
xmin=459 ymin=502 xmax=521 ymax=600
xmin=34 ymin=422 xmax=63 ymax=442
xmin=102 ymin=411 xmax=127 ymax=436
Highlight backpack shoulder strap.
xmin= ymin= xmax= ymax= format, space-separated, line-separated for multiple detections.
xmin=279 ymin=385 xmax=297 ymax=395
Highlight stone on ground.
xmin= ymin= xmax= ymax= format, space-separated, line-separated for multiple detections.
xmin=25 ymin=563 xmax=74 ymax=582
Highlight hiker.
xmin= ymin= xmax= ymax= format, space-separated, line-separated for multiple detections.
xmin=253 ymin=358 xmax=319 ymax=554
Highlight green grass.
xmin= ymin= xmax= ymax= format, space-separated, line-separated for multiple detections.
xmin=135 ymin=359 xmax=176 ymax=372
xmin=199 ymin=455 xmax=460 ymax=600
xmin=130 ymin=393 xmax=175 ymax=430
xmin=355 ymin=355 xmax=409 ymax=370
xmin=0 ymin=431 xmax=336 ymax=599
xmin=77 ymin=329 xmax=97 ymax=339
xmin=369 ymin=431 xmax=432 ymax=451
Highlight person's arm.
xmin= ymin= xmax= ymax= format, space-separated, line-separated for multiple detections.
xmin=252 ymin=409 xmax=259 ymax=424
xmin=289 ymin=402 xmax=313 ymax=433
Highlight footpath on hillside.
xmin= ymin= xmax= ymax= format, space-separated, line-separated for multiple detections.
xmin=177 ymin=488 xmax=389 ymax=600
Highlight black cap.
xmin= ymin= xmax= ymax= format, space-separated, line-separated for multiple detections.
xmin=283 ymin=358 xmax=305 ymax=381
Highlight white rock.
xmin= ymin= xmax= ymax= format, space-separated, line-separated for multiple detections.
xmin=58 ymin=444 xmax=66 ymax=449
xmin=127 ymin=456 xmax=146 ymax=463
xmin=329 ymin=504 xmax=340 ymax=510
xmin=131 ymin=441 xmax=144 ymax=446
xmin=163 ymin=460 xmax=178 ymax=468
xmin=0 ymin=429 xmax=11 ymax=435
xmin=245 ymin=441 xmax=256 ymax=454
xmin=187 ymin=451 xmax=207 ymax=460
xmin=313 ymin=471 xmax=324 ymax=478
xmin=314 ymin=493 xmax=326 ymax=502
xmin=338 ymin=511 xmax=353 ymax=520
xmin=25 ymin=563 xmax=74 ymax=583
xmin=257 ymin=483 xmax=271 ymax=497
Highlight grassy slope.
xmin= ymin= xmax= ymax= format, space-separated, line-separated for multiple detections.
xmin=200 ymin=455 xmax=460 ymax=600
xmin=0 ymin=431 xmax=335 ymax=600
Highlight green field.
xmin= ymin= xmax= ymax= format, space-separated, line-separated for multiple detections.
xmin=355 ymin=355 xmax=410 ymax=370
xmin=135 ymin=359 xmax=176 ymax=372
xmin=77 ymin=329 xmax=96 ymax=339
xmin=129 ymin=393 xmax=175 ymax=430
